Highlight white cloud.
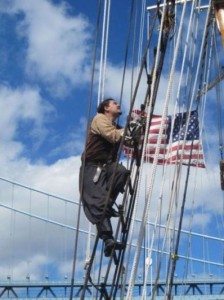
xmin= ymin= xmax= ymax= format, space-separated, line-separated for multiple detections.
xmin=1 ymin=0 xmax=92 ymax=97
xmin=102 ymin=63 xmax=149 ymax=115
xmin=0 ymin=0 xmax=222 ymax=285
xmin=0 ymin=154 xmax=89 ymax=281
xmin=0 ymin=85 xmax=54 ymax=163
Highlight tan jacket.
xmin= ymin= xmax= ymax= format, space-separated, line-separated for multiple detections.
xmin=91 ymin=113 xmax=124 ymax=143
xmin=83 ymin=113 xmax=124 ymax=163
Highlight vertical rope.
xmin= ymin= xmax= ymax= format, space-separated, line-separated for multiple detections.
xmin=119 ymin=0 xmax=137 ymax=105
xmin=174 ymin=0 xmax=196 ymax=108
xmin=165 ymin=4 xmax=213 ymax=296
xmin=213 ymin=24 xmax=224 ymax=159
xmin=84 ymin=222 xmax=92 ymax=268
xmin=9 ymin=184 xmax=15 ymax=279
xmin=138 ymin=0 xmax=146 ymax=68
xmin=27 ymin=190 xmax=32 ymax=279
xmin=69 ymin=1 xmax=102 ymax=298
xmin=126 ymin=0 xmax=187 ymax=295
xmin=45 ymin=196 xmax=49 ymax=279
xmin=101 ymin=0 xmax=111 ymax=101
xmin=97 ymin=0 xmax=111 ymax=104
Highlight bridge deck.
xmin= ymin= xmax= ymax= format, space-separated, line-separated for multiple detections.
xmin=0 ymin=279 xmax=223 ymax=299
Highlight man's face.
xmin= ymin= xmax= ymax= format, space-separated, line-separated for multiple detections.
xmin=107 ymin=100 xmax=122 ymax=117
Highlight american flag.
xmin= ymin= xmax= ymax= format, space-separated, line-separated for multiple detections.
xmin=123 ymin=110 xmax=205 ymax=168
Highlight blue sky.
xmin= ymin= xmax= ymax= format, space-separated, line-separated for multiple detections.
xmin=0 ymin=0 xmax=223 ymax=286
xmin=0 ymin=0 xmax=151 ymax=187
xmin=0 ymin=0 xmax=142 ymax=166
xmin=0 ymin=0 xmax=96 ymax=165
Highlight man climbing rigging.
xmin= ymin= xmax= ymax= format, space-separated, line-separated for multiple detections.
xmin=79 ymin=98 xmax=130 ymax=257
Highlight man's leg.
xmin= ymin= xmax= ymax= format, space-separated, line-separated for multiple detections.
xmin=106 ymin=163 xmax=130 ymax=202
xmin=96 ymin=218 xmax=124 ymax=257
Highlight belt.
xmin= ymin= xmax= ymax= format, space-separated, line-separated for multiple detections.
xmin=84 ymin=161 xmax=107 ymax=167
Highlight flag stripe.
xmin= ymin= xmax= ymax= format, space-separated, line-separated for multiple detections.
xmin=123 ymin=110 xmax=205 ymax=168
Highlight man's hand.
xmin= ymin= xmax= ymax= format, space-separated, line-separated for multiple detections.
xmin=124 ymin=120 xmax=143 ymax=147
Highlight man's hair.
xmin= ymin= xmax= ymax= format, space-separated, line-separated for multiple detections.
xmin=97 ymin=98 xmax=114 ymax=114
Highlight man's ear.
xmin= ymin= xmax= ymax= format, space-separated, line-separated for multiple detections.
xmin=104 ymin=105 xmax=110 ymax=113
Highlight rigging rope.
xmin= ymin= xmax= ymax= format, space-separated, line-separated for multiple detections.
xmin=165 ymin=3 xmax=213 ymax=297
xmin=151 ymin=164 xmax=183 ymax=299
xmin=69 ymin=1 xmax=102 ymax=299
xmin=213 ymin=24 xmax=224 ymax=159
xmin=96 ymin=10 xmax=159 ymax=299
xmin=97 ymin=0 xmax=111 ymax=104
xmin=116 ymin=9 xmax=159 ymax=300
xmin=74 ymin=0 xmax=157 ymax=296
xmin=118 ymin=0 xmax=137 ymax=107
xmin=101 ymin=0 xmax=111 ymax=103
xmin=130 ymin=0 xmax=139 ymax=101
xmin=77 ymin=0 xmax=221 ymax=298
xmin=141 ymin=164 xmax=175 ymax=299
xmin=174 ymin=0 xmax=195 ymax=110
xmin=116 ymin=11 xmax=164 ymax=299
xmin=138 ymin=0 xmax=147 ymax=68
xmin=126 ymin=0 xmax=177 ymax=296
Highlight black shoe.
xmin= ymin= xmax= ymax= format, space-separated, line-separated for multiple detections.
xmin=104 ymin=239 xmax=125 ymax=257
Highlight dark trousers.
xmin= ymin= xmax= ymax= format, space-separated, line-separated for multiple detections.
xmin=79 ymin=162 xmax=130 ymax=240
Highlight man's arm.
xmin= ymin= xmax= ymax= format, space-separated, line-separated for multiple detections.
xmin=91 ymin=114 xmax=124 ymax=143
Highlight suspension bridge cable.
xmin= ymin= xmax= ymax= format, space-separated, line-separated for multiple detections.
xmin=0 ymin=177 xmax=78 ymax=205
xmin=3 ymin=198 xmax=222 ymax=241
xmin=1 ymin=200 xmax=223 ymax=269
